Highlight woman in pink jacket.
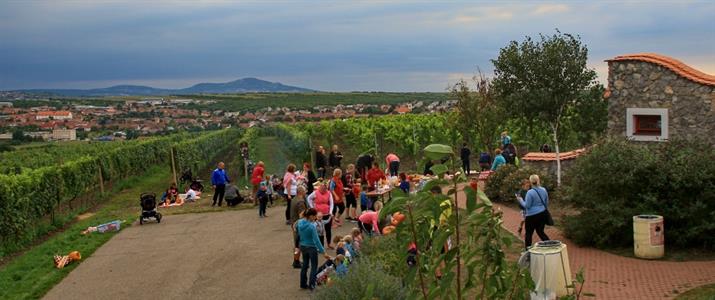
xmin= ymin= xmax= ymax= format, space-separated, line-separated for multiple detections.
xmin=307 ymin=181 xmax=335 ymax=249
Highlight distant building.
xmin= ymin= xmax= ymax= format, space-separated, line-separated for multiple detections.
xmin=0 ymin=102 xmax=13 ymax=108
xmin=52 ymin=129 xmax=77 ymax=141
xmin=36 ymin=111 xmax=73 ymax=120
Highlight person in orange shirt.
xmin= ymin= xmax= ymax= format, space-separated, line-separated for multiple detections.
xmin=366 ymin=162 xmax=386 ymax=189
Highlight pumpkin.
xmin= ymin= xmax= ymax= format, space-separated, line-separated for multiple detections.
xmin=382 ymin=225 xmax=396 ymax=235
xmin=391 ymin=212 xmax=406 ymax=226
xmin=68 ymin=251 xmax=81 ymax=261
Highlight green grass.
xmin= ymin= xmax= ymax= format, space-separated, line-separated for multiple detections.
xmin=675 ymin=283 xmax=715 ymax=300
xmin=253 ymin=136 xmax=291 ymax=176
xmin=0 ymin=166 xmax=171 ymax=300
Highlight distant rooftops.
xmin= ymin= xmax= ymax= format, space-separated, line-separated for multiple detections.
xmin=606 ymin=53 xmax=715 ymax=86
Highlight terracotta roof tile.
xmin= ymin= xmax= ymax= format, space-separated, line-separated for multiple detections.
xmin=522 ymin=148 xmax=586 ymax=162
xmin=606 ymin=53 xmax=715 ymax=86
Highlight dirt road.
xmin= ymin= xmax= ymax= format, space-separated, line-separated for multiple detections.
xmin=44 ymin=206 xmax=351 ymax=300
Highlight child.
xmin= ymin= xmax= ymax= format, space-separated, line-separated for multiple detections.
xmin=359 ymin=184 xmax=371 ymax=212
xmin=264 ymin=175 xmax=274 ymax=206
xmin=333 ymin=236 xmax=345 ymax=256
xmin=398 ymin=173 xmax=410 ymax=193
xmin=256 ymin=184 xmax=269 ymax=218
xmin=350 ymin=228 xmax=363 ymax=251
xmin=315 ymin=212 xmax=326 ymax=247
xmin=515 ymin=179 xmax=530 ymax=235
xmin=343 ymin=235 xmax=357 ymax=260
xmin=334 ymin=254 xmax=348 ymax=277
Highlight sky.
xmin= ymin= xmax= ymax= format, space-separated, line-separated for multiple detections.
xmin=0 ymin=0 xmax=714 ymax=92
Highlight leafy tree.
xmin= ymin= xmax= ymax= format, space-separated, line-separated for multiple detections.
xmin=492 ymin=30 xmax=598 ymax=185
xmin=450 ymin=70 xmax=504 ymax=154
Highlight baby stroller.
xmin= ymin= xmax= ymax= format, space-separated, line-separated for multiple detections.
xmin=139 ymin=192 xmax=162 ymax=225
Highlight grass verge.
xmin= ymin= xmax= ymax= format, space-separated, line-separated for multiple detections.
xmin=675 ymin=283 xmax=715 ymax=300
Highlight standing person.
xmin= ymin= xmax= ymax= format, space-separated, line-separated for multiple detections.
xmin=460 ymin=143 xmax=471 ymax=176
xmin=356 ymin=153 xmax=374 ymax=182
xmin=491 ymin=149 xmax=506 ymax=171
xmin=290 ymin=186 xmax=308 ymax=269
xmin=307 ymin=181 xmax=335 ymax=249
xmin=211 ymin=162 xmax=230 ymax=207
xmin=302 ymin=163 xmax=317 ymax=195
xmin=328 ymin=144 xmax=343 ymax=173
xmin=297 ymin=208 xmax=330 ymax=290
xmin=315 ymin=146 xmax=327 ymax=179
xmin=516 ymin=179 xmax=530 ymax=236
xmin=283 ymin=164 xmax=299 ymax=225
xmin=257 ymin=183 xmax=269 ymax=218
xmin=398 ymin=173 xmax=410 ymax=193
xmin=330 ymin=168 xmax=345 ymax=227
xmin=478 ymin=152 xmax=492 ymax=171
xmin=517 ymin=175 xmax=551 ymax=249
xmin=366 ymin=162 xmax=386 ymax=188
xmin=251 ymin=161 xmax=265 ymax=204
xmin=385 ymin=153 xmax=400 ymax=177
xmin=501 ymin=131 xmax=512 ymax=150
xmin=343 ymin=164 xmax=359 ymax=221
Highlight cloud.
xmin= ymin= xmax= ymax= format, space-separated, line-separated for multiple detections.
xmin=532 ymin=4 xmax=570 ymax=15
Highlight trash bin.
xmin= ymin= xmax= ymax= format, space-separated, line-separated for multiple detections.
xmin=529 ymin=240 xmax=573 ymax=299
xmin=633 ymin=215 xmax=664 ymax=259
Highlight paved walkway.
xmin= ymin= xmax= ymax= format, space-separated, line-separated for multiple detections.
xmin=458 ymin=187 xmax=715 ymax=299
xmin=44 ymin=206 xmax=351 ymax=300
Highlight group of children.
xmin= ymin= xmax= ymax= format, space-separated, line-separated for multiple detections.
xmin=314 ymin=228 xmax=363 ymax=284
xmin=159 ymin=182 xmax=200 ymax=207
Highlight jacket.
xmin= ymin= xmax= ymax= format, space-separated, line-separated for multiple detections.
xmin=211 ymin=168 xmax=230 ymax=185
xmin=297 ymin=219 xmax=325 ymax=253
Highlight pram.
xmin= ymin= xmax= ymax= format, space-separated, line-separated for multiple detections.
xmin=139 ymin=192 xmax=162 ymax=225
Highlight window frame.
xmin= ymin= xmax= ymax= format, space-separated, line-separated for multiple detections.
xmin=626 ymin=108 xmax=669 ymax=142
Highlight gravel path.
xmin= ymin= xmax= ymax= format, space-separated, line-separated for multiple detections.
xmin=44 ymin=206 xmax=351 ymax=300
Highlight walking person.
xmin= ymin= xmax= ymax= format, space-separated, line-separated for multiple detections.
xmin=307 ymin=181 xmax=335 ymax=249
xmin=315 ymin=146 xmax=327 ymax=179
xmin=328 ymin=144 xmax=343 ymax=173
xmin=517 ymin=175 xmax=551 ymax=249
xmin=211 ymin=162 xmax=230 ymax=207
xmin=297 ymin=208 xmax=330 ymax=290
xmin=460 ymin=143 xmax=471 ymax=176
xmin=251 ymin=161 xmax=265 ymax=204
xmin=385 ymin=153 xmax=400 ymax=177
xmin=343 ymin=164 xmax=359 ymax=221
xmin=330 ymin=168 xmax=345 ymax=227
xmin=283 ymin=164 xmax=299 ymax=225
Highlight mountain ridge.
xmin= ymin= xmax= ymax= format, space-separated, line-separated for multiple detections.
xmin=14 ymin=78 xmax=316 ymax=96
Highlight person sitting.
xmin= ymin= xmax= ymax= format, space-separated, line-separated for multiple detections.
xmin=184 ymin=187 xmax=199 ymax=203
xmin=225 ymin=184 xmax=245 ymax=207
xmin=398 ymin=173 xmax=410 ymax=193
xmin=168 ymin=183 xmax=179 ymax=203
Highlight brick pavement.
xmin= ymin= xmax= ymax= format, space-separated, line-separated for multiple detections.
xmin=456 ymin=186 xmax=715 ymax=299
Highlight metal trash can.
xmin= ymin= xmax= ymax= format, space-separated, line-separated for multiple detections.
xmin=633 ymin=215 xmax=664 ymax=259
xmin=529 ymin=240 xmax=573 ymax=300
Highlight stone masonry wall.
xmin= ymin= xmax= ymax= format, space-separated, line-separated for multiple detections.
xmin=607 ymin=61 xmax=715 ymax=145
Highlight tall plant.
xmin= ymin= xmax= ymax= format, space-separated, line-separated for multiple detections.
xmin=381 ymin=144 xmax=533 ymax=299
xmin=450 ymin=70 xmax=504 ymax=154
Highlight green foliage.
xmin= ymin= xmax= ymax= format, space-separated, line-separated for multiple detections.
xmin=562 ymin=138 xmax=715 ymax=249
xmin=485 ymin=165 xmax=555 ymax=203
xmin=0 ymin=129 xmax=242 ymax=257
xmin=312 ymin=256 xmax=408 ymax=300
xmin=449 ymin=72 xmax=504 ymax=153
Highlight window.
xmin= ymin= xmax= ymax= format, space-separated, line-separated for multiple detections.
xmin=633 ymin=115 xmax=661 ymax=135
xmin=626 ymin=108 xmax=668 ymax=142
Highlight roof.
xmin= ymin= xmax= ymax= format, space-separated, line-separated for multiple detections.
xmin=606 ymin=53 xmax=715 ymax=86
xmin=37 ymin=111 xmax=72 ymax=116
xmin=522 ymin=148 xmax=586 ymax=162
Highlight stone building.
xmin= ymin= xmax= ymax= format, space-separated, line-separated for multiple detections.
xmin=604 ymin=53 xmax=715 ymax=144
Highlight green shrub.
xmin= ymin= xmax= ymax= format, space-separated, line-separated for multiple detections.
xmin=562 ymin=138 xmax=715 ymax=249
xmin=312 ymin=256 xmax=407 ymax=300
xmin=485 ymin=164 xmax=555 ymax=203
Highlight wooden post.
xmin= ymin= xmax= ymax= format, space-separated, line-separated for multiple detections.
xmin=170 ymin=147 xmax=178 ymax=185
xmin=309 ymin=138 xmax=315 ymax=169
xmin=97 ymin=163 xmax=105 ymax=194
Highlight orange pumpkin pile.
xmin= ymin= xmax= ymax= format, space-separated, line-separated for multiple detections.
xmin=382 ymin=211 xmax=407 ymax=235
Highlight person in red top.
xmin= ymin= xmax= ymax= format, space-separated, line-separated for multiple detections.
xmin=330 ymin=168 xmax=345 ymax=227
xmin=307 ymin=181 xmax=335 ymax=248
xmin=366 ymin=162 xmax=386 ymax=189
xmin=251 ymin=161 xmax=265 ymax=203
xmin=385 ymin=153 xmax=400 ymax=177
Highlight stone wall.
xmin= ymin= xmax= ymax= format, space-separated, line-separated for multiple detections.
xmin=607 ymin=60 xmax=715 ymax=145
xmin=521 ymin=159 xmax=575 ymax=179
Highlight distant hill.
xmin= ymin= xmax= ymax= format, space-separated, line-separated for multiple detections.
xmin=15 ymin=78 xmax=316 ymax=96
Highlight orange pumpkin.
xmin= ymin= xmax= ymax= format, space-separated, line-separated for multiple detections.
xmin=391 ymin=212 xmax=406 ymax=226
xmin=68 ymin=251 xmax=81 ymax=261
xmin=382 ymin=225 xmax=396 ymax=235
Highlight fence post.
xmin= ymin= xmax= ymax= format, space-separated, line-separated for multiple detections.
xmin=170 ymin=147 xmax=178 ymax=185
xmin=97 ymin=162 xmax=105 ymax=194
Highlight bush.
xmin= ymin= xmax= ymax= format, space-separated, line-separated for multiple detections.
xmin=485 ymin=164 xmax=555 ymax=203
xmin=312 ymin=256 xmax=407 ymax=300
xmin=562 ymin=138 xmax=715 ymax=249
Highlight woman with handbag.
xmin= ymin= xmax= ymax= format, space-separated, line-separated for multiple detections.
xmin=517 ymin=174 xmax=552 ymax=249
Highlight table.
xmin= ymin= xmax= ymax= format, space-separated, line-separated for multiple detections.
xmin=366 ymin=188 xmax=392 ymax=203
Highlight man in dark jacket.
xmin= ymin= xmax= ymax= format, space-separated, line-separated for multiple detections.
xmin=356 ymin=153 xmax=374 ymax=182
xmin=328 ymin=144 xmax=343 ymax=172
xmin=315 ymin=146 xmax=327 ymax=179
xmin=460 ymin=143 xmax=471 ymax=176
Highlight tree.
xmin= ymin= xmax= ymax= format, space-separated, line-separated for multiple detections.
xmin=492 ymin=30 xmax=598 ymax=185
xmin=450 ymin=70 xmax=504 ymax=154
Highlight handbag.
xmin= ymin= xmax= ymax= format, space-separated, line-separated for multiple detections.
xmin=533 ymin=188 xmax=554 ymax=226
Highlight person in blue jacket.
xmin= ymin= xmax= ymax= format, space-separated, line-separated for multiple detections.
xmin=211 ymin=162 xmax=230 ymax=207
xmin=491 ymin=149 xmax=507 ymax=171
xmin=517 ymin=174 xmax=551 ymax=249
xmin=297 ymin=208 xmax=330 ymax=290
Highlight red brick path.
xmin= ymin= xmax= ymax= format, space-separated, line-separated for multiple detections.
xmin=455 ymin=187 xmax=715 ymax=299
